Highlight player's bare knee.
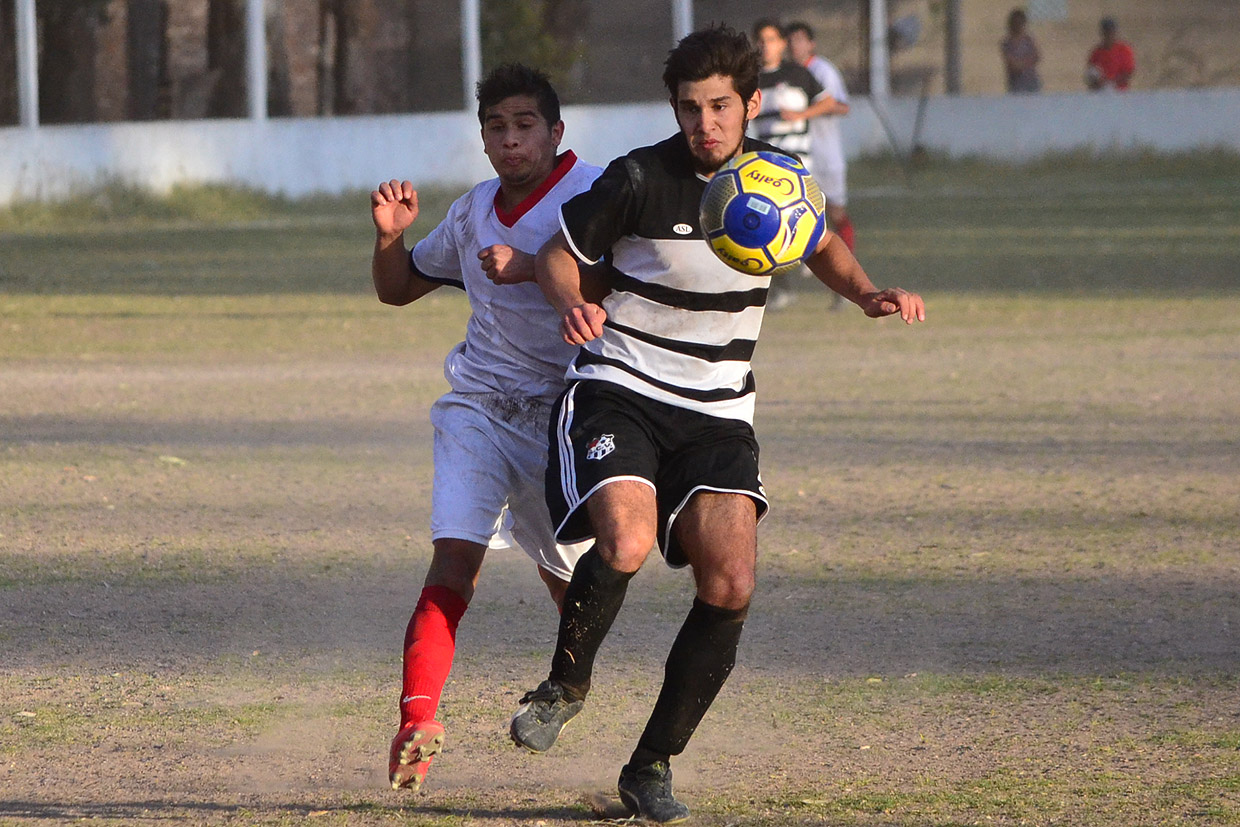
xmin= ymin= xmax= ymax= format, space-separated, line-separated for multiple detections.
xmin=595 ymin=530 xmax=656 ymax=574
xmin=590 ymin=518 xmax=659 ymax=570
xmin=424 ymin=538 xmax=487 ymax=599
xmin=695 ymin=562 xmax=755 ymax=610
xmin=697 ymin=579 xmax=754 ymax=612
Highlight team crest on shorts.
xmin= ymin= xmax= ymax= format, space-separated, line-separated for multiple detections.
xmin=585 ymin=433 xmax=616 ymax=461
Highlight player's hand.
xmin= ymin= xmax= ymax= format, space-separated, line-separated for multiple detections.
xmin=478 ymin=245 xmax=534 ymax=285
xmin=562 ymin=303 xmax=607 ymax=345
xmin=371 ymin=180 xmax=419 ymax=238
xmin=778 ymin=109 xmax=805 ymax=122
xmin=860 ymin=288 xmax=926 ymax=324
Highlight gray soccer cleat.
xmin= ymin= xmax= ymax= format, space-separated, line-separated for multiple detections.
xmin=618 ymin=761 xmax=690 ymax=824
xmin=509 ymin=679 xmax=584 ymax=753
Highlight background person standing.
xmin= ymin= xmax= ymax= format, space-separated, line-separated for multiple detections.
xmin=786 ymin=20 xmax=856 ymax=256
xmin=1087 ymin=17 xmax=1136 ymax=91
xmin=750 ymin=18 xmax=837 ymax=309
xmin=1001 ymin=8 xmax=1042 ymax=94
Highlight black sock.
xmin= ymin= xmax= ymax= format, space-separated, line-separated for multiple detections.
xmin=627 ymin=745 xmax=670 ymax=770
xmin=549 ymin=546 xmax=635 ymax=700
xmin=632 ymin=597 xmax=748 ymax=762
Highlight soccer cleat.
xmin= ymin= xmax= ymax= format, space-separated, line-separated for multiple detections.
xmin=618 ymin=761 xmax=690 ymax=823
xmin=388 ymin=720 xmax=445 ymax=792
xmin=509 ymin=679 xmax=584 ymax=753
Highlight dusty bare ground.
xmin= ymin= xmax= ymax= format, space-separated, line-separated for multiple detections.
xmin=2 ymin=292 xmax=1239 ymax=825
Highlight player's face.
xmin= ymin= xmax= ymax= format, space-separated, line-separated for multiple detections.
xmin=756 ymin=25 xmax=786 ymax=69
xmin=673 ymin=74 xmax=761 ymax=176
xmin=481 ymin=94 xmax=564 ymax=194
xmin=788 ymin=30 xmax=814 ymax=65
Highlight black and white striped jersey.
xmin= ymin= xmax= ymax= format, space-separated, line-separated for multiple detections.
xmin=559 ymin=133 xmax=786 ymax=424
xmin=752 ymin=62 xmax=825 ymax=157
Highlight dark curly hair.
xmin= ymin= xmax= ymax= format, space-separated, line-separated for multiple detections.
xmin=662 ymin=24 xmax=761 ymax=103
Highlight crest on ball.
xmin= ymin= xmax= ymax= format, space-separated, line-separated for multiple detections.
xmin=699 ymin=150 xmax=827 ymax=276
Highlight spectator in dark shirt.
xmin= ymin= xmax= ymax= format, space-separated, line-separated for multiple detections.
xmin=1001 ymin=8 xmax=1042 ymax=94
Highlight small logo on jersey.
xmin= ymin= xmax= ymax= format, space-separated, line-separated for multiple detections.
xmin=585 ymin=434 xmax=616 ymax=460
xmin=672 ymin=223 xmax=693 ymax=235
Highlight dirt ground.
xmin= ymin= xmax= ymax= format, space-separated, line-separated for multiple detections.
xmin=2 ymin=288 xmax=1239 ymax=825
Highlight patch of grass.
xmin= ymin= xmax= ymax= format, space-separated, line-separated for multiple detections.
xmin=758 ymin=766 xmax=1240 ymax=826
xmin=1148 ymin=729 xmax=1240 ymax=750
xmin=1 ymin=693 xmax=281 ymax=754
xmin=851 ymin=146 xmax=1240 ymax=192
xmin=0 ymin=184 xmax=461 ymax=296
xmin=0 ymin=181 xmax=462 ymax=231
xmin=846 ymin=149 xmax=1240 ymax=294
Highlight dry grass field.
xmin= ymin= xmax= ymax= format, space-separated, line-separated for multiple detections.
xmin=1 ymin=153 xmax=1238 ymax=825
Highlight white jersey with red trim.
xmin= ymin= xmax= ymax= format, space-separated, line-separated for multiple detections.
xmin=411 ymin=151 xmax=602 ymax=402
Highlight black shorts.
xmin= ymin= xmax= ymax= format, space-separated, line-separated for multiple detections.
xmin=546 ymin=380 xmax=769 ymax=567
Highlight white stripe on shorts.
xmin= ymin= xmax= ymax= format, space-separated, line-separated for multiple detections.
xmin=556 ymin=384 xmax=579 ymax=512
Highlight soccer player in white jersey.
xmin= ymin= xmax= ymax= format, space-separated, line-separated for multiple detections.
xmin=507 ymin=26 xmax=924 ymax=823
xmin=786 ymin=20 xmax=855 ymax=253
xmin=370 ymin=63 xmax=601 ymax=794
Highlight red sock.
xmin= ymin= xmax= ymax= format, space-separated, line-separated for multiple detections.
xmin=399 ymin=585 xmax=469 ymax=729
xmin=834 ymin=215 xmax=856 ymax=252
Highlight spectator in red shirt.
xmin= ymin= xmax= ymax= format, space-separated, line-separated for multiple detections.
xmin=1086 ymin=17 xmax=1135 ymax=91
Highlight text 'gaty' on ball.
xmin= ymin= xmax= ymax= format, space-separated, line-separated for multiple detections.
xmin=699 ymin=150 xmax=826 ymax=277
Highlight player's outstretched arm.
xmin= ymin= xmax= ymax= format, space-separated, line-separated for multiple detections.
xmin=535 ymin=230 xmax=606 ymax=345
xmin=806 ymin=232 xmax=925 ymax=324
xmin=782 ymin=94 xmax=848 ymax=121
xmin=371 ymin=179 xmax=438 ymax=306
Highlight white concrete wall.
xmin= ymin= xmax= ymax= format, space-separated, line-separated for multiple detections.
xmin=2 ymin=89 xmax=1239 ymax=205
xmin=0 ymin=103 xmax=676 ymax=205
xmin=859 ymin=88 xmax=1240 ymax=159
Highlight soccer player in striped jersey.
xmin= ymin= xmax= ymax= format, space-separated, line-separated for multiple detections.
xmin=508 ymin=26 xmax=924 ymax=823
xmin=370 ymin=63 xmax=601 ymax=795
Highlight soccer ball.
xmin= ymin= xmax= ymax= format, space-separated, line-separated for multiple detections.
xmin=699 ymin=150 xmax=826 ymax=276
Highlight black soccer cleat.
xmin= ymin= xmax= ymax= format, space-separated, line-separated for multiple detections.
xmin=509 ymin=679 xmax=584 ymax=753
xmin=618 ymin=760 xmax=691 ymax=824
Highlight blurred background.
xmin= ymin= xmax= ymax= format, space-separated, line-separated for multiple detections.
xmin=1 ymin=0 xmax=1237 ymax=124
xmin=2 ymin=1 xmax=1238 ymax=204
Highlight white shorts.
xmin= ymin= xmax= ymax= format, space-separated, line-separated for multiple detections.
xmin=429 ymin=391 xmax=587 ymax=581
xmin=812 ymin=161 xmax=847 ymax=208
xmin=803 ymin=152 xmax=847 ymax=207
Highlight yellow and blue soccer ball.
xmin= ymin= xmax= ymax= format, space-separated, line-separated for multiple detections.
xmin=699 ymin=150 xmax=827 ymax=276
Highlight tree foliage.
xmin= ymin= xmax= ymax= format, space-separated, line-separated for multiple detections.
xmin=37 ymin=0 xmax=113 ymax=122
xmin=481 ymin=0 xmax=585 ymax=97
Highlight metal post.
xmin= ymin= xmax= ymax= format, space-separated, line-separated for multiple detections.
xmin=945 ymin=0 xmax=961 ymax=95
xmin=461 ymin=0 xmax=481 ymax=110
xmin=671 ymin=0 xmax=692 ymax=43
xmin=868 ymin=0 xmax=889 ymax=99
xmin=246 ymin=0 xmax=267 ymax=119
xmin=15 ymin=0 xmax=38 ymax=127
